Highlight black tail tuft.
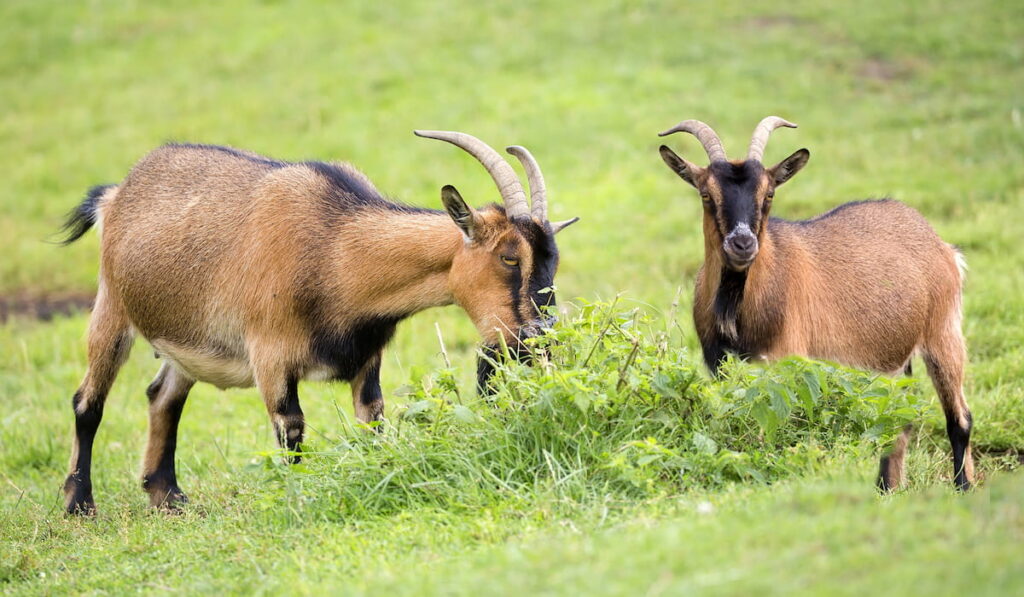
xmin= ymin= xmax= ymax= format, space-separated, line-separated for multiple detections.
xmin=59 ymin=184 xmax=114 ymax=245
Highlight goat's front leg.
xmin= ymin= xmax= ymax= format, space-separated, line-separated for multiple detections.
xmin=351 ymin=352 xmax=384 ymax=425
xmin=254 ymin=361 xmax=304 ymax=463
xmin=476 ymin=344 xmax=500 ymax=395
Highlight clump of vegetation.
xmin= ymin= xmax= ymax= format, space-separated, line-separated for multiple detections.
xmin=253 ymin=300 xmax=928 ymax=522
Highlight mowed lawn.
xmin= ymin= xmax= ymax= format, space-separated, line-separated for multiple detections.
xmin=1 ymin=0 xmax=1022 ymax=595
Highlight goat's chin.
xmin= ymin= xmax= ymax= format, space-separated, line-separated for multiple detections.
xmin=723 ymin=254 xmax=756 ymax=272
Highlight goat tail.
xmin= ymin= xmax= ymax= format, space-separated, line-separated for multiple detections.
xmin=951 ymin=244 xmax=968 ymax=288
xmin=876 ymin=424 xmax=913 ymax=493
xmin=59 ymin=184 xmax=118 ymax=245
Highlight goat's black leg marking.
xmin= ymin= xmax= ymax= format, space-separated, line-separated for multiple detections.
xmin=273 ymin=375 xmax=304 ymax=462
xmin=63 ymin=390 xmax=104 ymax=514
xmin=63 ymin=295 xmax=133 ymax=515
xmin=476 ymin=344 xmax=500 ymax=395
xmin=923 ymin=351 xmax=974 ymax=491
xmin=353 ymin=353 xmax=384 ymax=425
xmin=276 ymin=375 xmax=305 ymax=460
xmin=141 ymin=363 xmax=194 ymax=509
xmin=947 ymin=410 xmax=973 ymax=491
xmin=876 ymin=425 xmax=912 ymax=493
xmin=255 ymin=363 xmax=306 ymax=463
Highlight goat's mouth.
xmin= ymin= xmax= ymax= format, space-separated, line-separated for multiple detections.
xmin=723 ymin=249 xmax=757 ymax=271
xmin=519 ymin=315 xmax=558 ymax=340
xmin=477 ymin=316 xmax=556 ymax=394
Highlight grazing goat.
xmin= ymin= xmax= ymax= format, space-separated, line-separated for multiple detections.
xmin=658 ymin=117 xmax=972 ymax=491
xmin=59 ymin=132 xmax=578 ymax=514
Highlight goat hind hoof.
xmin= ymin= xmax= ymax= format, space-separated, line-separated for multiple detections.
xmin=149 ymin=488 xmax=189 ymax=512
xmin=65 ymin=499 xmax=97 ymax=517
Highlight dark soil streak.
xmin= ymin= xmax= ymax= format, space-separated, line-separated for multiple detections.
xmin=0 ymin=292 xmax=94 ymax=322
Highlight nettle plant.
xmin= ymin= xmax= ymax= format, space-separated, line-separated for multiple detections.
xmin=252 ymin=300 xmax=930 ymax=519
xmin=396 ymin=301 xmax=928 ymax=490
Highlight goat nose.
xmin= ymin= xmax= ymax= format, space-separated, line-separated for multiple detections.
xmin=732 ymin=234 xmax=755 ymax=251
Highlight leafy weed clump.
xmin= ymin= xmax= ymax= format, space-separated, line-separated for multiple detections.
xmin=253 ymin=300 xmax=928 ymax=522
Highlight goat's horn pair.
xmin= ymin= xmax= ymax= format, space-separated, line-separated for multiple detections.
xmin=415 ymin=130 xmax=548 ymax=221
xmin=658 ymin=116 xmax=797 ymax=163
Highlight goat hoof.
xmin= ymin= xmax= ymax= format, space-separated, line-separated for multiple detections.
xmin=63 ymin=476 xmax=96 ymax=516
xmin=64 ymin=498 xmax=97 ymax=516
xmin=147 ymin=486 xmax=189 ymax=511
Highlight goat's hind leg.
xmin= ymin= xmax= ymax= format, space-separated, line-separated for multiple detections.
xmin=141 ymin=362 xmax=195 ymax=509
xmin=63 ymin=289 xmax=134 ymax=514
xmin=877 ymin=425 xmax=913 ymax=492
xmin=923 ymin=329 xmax=974 ymax=491
xmin=877 ymin=358 xmax=917 ymax=492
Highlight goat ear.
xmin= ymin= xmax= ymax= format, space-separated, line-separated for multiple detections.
xmin=769 ymin=148 xmax=810 ymax=187
xmin=441 ymin=185 xmax=477 ymax=240
xmin=659 ymin=145 xmax=702 ymax=189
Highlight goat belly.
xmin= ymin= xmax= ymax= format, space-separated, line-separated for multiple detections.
xmin=151 ymin=340 xmax=255 ymax=389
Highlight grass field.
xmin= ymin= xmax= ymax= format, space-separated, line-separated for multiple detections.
xmin=1 ymin=0 xmax=1022 ymax=594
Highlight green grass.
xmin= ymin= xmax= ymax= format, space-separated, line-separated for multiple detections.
xmin=1 ymin=0 xmax=1023 ymax=594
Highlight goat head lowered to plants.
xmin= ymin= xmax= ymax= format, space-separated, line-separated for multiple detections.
xmin=58 ymin=132 xmax=578 ymax=514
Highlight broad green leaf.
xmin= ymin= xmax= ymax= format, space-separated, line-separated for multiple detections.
xmin=751 ymin=400 xmax=779 ymax=438
xmin=692 ymin=432 xmax=718 ymax=455
xmin=402 ymin=400 xmax=431 ymax=420
xmin=767 ymin=382 xmax=792 ymax=420
xmin=637 ymin=454 xmax=662 ymax=466
xmin=652 ymin=372 xmax=681 ymax=400
xmin=452 ymin=405 xmax=479 ymax=424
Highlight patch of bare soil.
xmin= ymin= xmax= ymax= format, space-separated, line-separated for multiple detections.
xmin=975 ymin=446 xmax=1024 ymax=466
xmin=858 ymin=56 xmax=914 ymax=81
xmin=0 ymin=291 xmax=94 ymax=322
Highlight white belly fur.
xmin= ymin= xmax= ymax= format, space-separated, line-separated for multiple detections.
xmin=152 ymin=340 xmax=254 ymax=389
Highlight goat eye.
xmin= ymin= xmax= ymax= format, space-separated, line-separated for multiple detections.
xmin=501 ymin=256 xmax=519 ymax=267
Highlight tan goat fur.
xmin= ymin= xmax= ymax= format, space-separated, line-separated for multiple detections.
xmin=61 ymin=140 xmax=574 ymax=514
xmin=659 ymin=117 xmax=972 ymax=492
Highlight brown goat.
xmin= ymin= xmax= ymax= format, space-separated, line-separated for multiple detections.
xmin=658 ymin=117 xmax=972 ymax=491
xmin=59 ymin=133 xmax=578 ymax=514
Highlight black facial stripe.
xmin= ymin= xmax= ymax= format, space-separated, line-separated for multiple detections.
xmin=710 ymin=161 xmax=765 ymax=234
xmin=513 ymin=218 xmax=560 ymax=316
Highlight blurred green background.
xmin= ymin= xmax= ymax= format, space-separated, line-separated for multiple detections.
xmin=1 ymin=0 xmax=1021 ymax=594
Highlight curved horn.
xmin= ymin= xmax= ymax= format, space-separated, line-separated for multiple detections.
xmin=505 ymin=145 xmax=547 ymax=221
xmin=414 ymin=130 xmax=529 ymax=218
xmin=746 ymin=116 xmax=797 ymax=162
xmin=658 ymin=119 xmax=727 ymax=163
